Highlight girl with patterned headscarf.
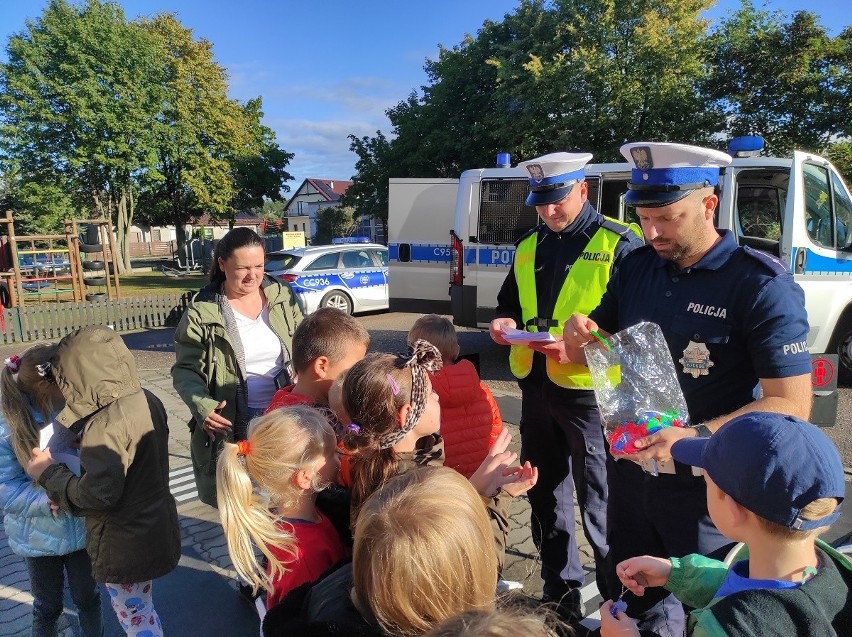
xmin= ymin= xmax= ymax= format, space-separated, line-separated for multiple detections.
xmin=339 ymin=340 xmax=538 ymax=545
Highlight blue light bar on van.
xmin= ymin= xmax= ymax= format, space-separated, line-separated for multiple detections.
xmin=728 ymin=136 xmax=765 ymax=158
xmin=496 ymin=152 xmax=511 ymax=168
xmin=331 ymin=237 xmax=370 ymax=244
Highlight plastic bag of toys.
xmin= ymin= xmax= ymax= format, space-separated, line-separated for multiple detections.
xmin=583 ymin=321 xmax=689 ymax=456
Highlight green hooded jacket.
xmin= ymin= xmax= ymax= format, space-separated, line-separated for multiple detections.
xmin=171 ymin=276 xmax=303 ymax=506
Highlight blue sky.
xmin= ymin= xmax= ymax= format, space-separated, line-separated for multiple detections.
xmin=1 ymin=0 xmax=848 ymax=197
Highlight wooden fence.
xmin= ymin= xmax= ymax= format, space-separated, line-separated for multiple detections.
xmin=0 ymin=292 xmax=194 ymax=344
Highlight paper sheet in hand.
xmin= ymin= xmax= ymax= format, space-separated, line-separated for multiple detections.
xmin=39 ymin=423 xmax=82 ymax=476
xmin=500 ymin=326 xmax=556 ymax=344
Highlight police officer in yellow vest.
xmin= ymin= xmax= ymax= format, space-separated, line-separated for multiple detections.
xmin=490 ymin=152 xmax=643 ymax=621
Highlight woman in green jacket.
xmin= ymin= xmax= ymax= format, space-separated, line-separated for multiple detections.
xmin=172 ymin=228 xmax=303 ymax=507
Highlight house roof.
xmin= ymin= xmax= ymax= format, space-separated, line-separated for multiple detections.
xmin=190 ymin=210 xmax=263 ymax=227
xmin=284 ymin=178 xmax=352 ymax=211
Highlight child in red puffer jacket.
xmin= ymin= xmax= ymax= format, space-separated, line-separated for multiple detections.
xmin=407 ymin=315 xmax=503 ymax=478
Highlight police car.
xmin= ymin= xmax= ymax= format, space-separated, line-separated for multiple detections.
xmin=265 ymin=243 xmax=389 ymax=315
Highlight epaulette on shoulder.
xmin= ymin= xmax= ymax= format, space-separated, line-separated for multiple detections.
xmin=599 ymin=217 xmax=642 ymax=242
xmin=741 ymin=245 xmax=789 ymax=276
xmin=514 ymin=224 xmax=543 ymax=247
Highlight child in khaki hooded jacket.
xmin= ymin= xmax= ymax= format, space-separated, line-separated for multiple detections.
xmin=26 ymin=326 xmax=180 ymax=637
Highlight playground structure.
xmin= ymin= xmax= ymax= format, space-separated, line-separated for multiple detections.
xmin=0 ymin=211 xmax=121 ymax=307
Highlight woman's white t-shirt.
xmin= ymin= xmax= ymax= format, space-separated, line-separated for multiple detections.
xmin=231 ymin=304 xmax=283 ymax=409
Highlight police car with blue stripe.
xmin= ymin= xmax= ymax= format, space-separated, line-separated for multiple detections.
xmin=265 ymin=241 xmax=388 ymax=315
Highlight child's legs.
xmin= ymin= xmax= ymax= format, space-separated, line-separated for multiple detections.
xmin=105 ymin=581 xmax=162 ymax=637
xmin=64 ymin=549 xmax=103 ymax=637
xmin=25 ymin=554 xmax=66 ymax=637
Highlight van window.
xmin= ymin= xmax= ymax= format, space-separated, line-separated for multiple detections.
xmin=477 ymin=179 xmax=538 ymax=244
xmin=306 ymin=253 xmax=340 ymax=270
xmin=803 ymin=163 xmax=842 ymax=248
xmin=831 ymin=171 xmax=852 ymax=250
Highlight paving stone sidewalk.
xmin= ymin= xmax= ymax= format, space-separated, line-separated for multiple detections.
xmin=1 ymin=368 xmax=596 ymax=636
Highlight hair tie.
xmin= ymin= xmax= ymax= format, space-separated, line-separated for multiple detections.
xmin=346 ymin=422 xmax=361 ymax=435
xmin=4 ymin=355 xmax=21 ymax=373
xmin=236 ymin=440 xmax=251 ymax=456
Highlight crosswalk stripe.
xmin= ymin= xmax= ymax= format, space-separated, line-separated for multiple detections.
xmin=169 ymin=465 xmax=198 ymax=503
xmin=169 ymin=473 xmax=196 ymax=487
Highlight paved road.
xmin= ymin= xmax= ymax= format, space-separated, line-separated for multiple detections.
xmin=1 ymin=313 xmax=850 ymax=636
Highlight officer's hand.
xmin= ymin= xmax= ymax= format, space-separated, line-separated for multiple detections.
xmin=616 ymin=556 xmax=672 ymax=595
xmin=599 ymin=600 xmax=641 ymax=637
xmin=563 ymin=313 xmax=602 ymax=348
xmin=529 ymin=339 xmax=571 ymax=364
xmin=630 ymin=426 xmax=696 ymax=462
xmin=489 ymin=318 xmax=517 ymax=346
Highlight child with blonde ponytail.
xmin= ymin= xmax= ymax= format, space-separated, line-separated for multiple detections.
xmin=217 ymin=404 xmax=348 ymax=610
xmin=0 ymin=344 xmax=102 ymax=637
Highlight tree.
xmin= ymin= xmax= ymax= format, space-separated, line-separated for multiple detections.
xmin=313 ymin=206 xmax=358 ymax=245
xmin=346 ymin=0 xmax=722 ymax=218
xmin=230 ymin=98 xmax=294 ymax=211
xmin=707 ymin=2 xmax=845 ymax=154
xmin=0 ymin=0 xmax=166 ymax=271
xmin=135 ymin=15 xmax=293 ymax=251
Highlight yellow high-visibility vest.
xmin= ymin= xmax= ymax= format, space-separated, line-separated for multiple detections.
xmin=509 ymin=220 xmax=641 ymax=388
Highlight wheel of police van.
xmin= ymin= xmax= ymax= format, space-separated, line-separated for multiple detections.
xmin=320 ymin=290 xmax=353 ymax=315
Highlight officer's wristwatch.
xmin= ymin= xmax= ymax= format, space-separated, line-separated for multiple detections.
xmin=692 ymin=424 xmax=712 ymax=438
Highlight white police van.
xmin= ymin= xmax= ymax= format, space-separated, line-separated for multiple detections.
xmin=265 ymin=241 xmax=388 ymax=315
xmin=388 ymin=139 xmax=852 ymax=424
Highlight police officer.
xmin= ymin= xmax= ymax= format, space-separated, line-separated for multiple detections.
xmin=564 ymin=142 xmax=813 ymax=637
xmin=490 ymin=152 xmax=643 ymax=621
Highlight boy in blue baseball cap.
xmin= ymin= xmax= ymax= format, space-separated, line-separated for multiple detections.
xmin=600 ymin=412 xmax=852 ymax=636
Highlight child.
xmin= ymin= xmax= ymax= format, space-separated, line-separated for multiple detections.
xmin=25 ymin=326 xmax=180 ymax=637
xmin=601 ymin=412 xmax=852 ymax=637
xmin=407 ymin=314 xmax=503 ymax=478
xmin=217 ymin=404 xmax=348 ymax=610
xmin=0 ymin=344 xmax=102 ymax=637
xmin=263 ymin=466 xmax=505 ymax=637
xmin=340 ymin=339 xmax=536 ymax=521
xmin=423 ymin=608 xmax=566 ymax=637
xmin=265 ymin=306 xmax=369 ymax=415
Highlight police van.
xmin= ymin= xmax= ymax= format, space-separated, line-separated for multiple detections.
xmin=388 ymin=139 xmax=852 ymax=424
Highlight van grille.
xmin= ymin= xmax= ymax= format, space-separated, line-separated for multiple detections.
xmin=478 ymin=179 xmax=538 ymax=244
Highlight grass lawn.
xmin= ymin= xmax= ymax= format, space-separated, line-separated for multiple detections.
xmin=117 ymin=270 xmax=207 ymax=297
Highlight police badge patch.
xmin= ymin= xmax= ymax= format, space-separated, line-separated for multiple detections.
xmin=526 ymin=163 xmax=545 ymax=182
xmin=679 ymin=341 xmax=714 ymax=378
xmin=630 ymin=147 xmax=653 ymax=171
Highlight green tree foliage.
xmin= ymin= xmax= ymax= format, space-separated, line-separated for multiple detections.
xmin=313 ymin=205 xmax=358 ymax=245
xmin=0 ymin=0 xmax=166 ymax=271
xmin=707 ymin=1 xmax=844 ymax=154
xmin=0 ymin=0 xmax=293 ymax=269
xmin=135 ymin=14 xmax=274 ymax=248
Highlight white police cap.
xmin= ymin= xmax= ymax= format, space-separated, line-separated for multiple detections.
xmin=518 ymin=152 xmax=593 ymax=206
xmin=620 ymin=142 xmax=732 ymax=207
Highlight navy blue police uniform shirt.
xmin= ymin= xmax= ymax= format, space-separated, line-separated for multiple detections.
xmin=589 ymin=230 xmax=812 ymax=424
xmin=495 ymin=201 xmax=644 ymax=400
